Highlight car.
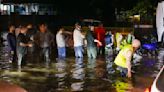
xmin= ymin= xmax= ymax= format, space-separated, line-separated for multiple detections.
xmin=145 ymin=65 xmax=164 ymax=92
xmin=81 ymin=19 xmax=101 ymax=27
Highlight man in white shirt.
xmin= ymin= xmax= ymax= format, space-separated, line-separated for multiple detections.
xmin=56 ymin=27 xmax=72 ymax=58
xmin=73 ymin=23 xmax=85 ymax=58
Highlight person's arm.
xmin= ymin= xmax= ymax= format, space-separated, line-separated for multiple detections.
xmin=94 ymin=39 xmax=102 ymax=46
xmin=80 ymin=31 xmax=85 ymax=39
xmin=18 ymin=35 xmax=32 ymax=47
xmin=62 ymin=31 xmax=72 ymax=35
xmin=20 ymin=42 xmax=32 ymax=47
xmin=125 ymin=50 xmax=133 ymax=78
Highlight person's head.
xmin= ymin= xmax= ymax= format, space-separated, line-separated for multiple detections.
xmin=130 ymin=31 xmax=134 ymax=35
xmin=27 ymin=24 xmax=33 ymax=29
xmin=75 ymin=22 xmax=81 ymax=30
xmin=106 ymin=31 xmax=111 ymax=35
xmin=108 ymin=31 xmax=112 ymax=34
xmin=38 ymin=23 xmax=47 ymax=33
xmin=20 ymin=26 xmax=28 ymax=34
xmin=132 ymin=39 xmax=141 ymax=50
xmin=58 ymin=27 xmax=64 ymax=33
xmin=89 ymin=25 xmax=94 ymax=31
xmin=98 ymin=23 xmax=103 ymax=27
xmin=8 ymin=24 xmax=15 ymax=33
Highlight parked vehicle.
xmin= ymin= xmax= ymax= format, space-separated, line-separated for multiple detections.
xmin=145 ymin=65 xmax=164 ymax=92
xmin=81 ymin=19 xmax=101 ymax=27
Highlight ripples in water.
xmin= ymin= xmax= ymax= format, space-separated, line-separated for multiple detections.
xmin=0 ymin=44 xmax=163 ymax=92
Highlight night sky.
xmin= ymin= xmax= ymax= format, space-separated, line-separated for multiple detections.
xmin=55 ymin=0 xmax=157 ymax=24
xmin=2 ymin=0 xmax=157 ymax=16
xmin=54 ymin=0 xmax=142 ymax=24
xmin=1 ymin=0 xmax=158 ymax=26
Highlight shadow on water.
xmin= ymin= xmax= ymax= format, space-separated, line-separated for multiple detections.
xmin=0 ymin=42 xmax=163 ymax=92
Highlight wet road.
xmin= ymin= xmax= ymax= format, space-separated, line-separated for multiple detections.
xmin=0 ymin=44 xmax=163 ymax=92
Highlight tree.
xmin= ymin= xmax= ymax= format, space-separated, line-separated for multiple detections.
xmin=118 ymin=0 xmax=155 ymax=24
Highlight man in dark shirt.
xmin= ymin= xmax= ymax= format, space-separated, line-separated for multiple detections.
xmin=86 ymin=25 xmax=102 ymax=59
xmin=33 ymin=23 xmax=54 ymax=62
xmin=7 ymin=24 xmax=16 ymax=63
xmin=26 ymin=24 xmax=36 ymax=39
xmin=17 ymin=26 xmax=32 ymax=66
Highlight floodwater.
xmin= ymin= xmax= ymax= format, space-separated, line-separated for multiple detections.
xmin=0 ymin=42 xmax=163 ymax=92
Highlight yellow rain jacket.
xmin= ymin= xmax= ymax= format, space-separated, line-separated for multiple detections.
xmin=114 ymin=44 xmax=133 ymax=68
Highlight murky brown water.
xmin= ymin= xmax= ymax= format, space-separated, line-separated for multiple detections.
xmin=0 ymin=42 xmax=163 ymax=92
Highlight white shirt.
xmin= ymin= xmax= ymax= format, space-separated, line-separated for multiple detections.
xmin=73 ymin=29 xmax=85 ymax=47
xmin=56 ymin=31 xmax=65 ymax=47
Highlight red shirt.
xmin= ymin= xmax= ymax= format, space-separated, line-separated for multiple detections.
xmin=95 ymin=26 xmax=105 ymax=47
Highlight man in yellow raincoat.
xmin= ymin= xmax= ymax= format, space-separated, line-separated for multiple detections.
xmin=114 ymin=39 xmax=141 ymax=78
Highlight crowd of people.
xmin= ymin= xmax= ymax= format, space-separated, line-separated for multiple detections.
xmin=7 ymin=23 xmax=54 ymax=66
xmin=5 ymin=22 xmax=141 ymax=78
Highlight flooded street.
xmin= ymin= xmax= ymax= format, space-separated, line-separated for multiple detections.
xmin=0 ymin=43 xmax=163 ymax=92
xmin=0 ymin=0 xmax=162 ymax=91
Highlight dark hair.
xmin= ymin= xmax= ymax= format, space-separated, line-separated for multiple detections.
xmin=20 ymin=23 xmax=28 ymax=28
xmin=8 ymin=24 xmax=14 ymax=28
xmin=38 ymin=22 xmax=47 ymax=27
xmin=75 ymin=22 xmax=82 ymax=26
xmin=8 ymin=24 xmax=15 ymax=31
xmin=20 ymin=26 xmax=27 ymax=30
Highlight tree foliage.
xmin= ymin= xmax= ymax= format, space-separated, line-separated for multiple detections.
xmin=119 ymin=0 xmax=154 ymax=23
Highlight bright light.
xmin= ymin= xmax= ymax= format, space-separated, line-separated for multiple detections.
xmin=3 ymin=5 xmax=7 ymax=11
xmin=134 ymin=15 xmax=140 ymax=18
xmin=144 ymin=88 xmax=150 ymax=92
xmin=0 ymin=4 xmax=3 ymax=11
xmin=11 ymin=5 xmax=14 ymax=12
xmin=133 ymin=15 xmax=140 ymax=22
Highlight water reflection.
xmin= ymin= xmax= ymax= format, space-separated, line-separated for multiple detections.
xmin=113 ymin=79 xmax=133 ymax=92
xmin=0 ymin=40 xmax=163 ymax=92
xmin=55 ymin=58 xmax=67 ymax=91
xmin=143 ymin=58 xmax=156 ymax=68
xmin=106 ymin=55 xmax=115 ymax=75
xmin=157 ymin=48 xmax=164 ymax=69
xmin=87 ymin=58 xmax=96 ymax=69
xmin=71 ymin=58 xmax=85 ymax=91
xmin=86 ymin=58 xmax=96 ymax=79
xmin=17 ymin=65 xmax=22 ymax=72
xmin=95 ymin=58 xmax=106 ymax=78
